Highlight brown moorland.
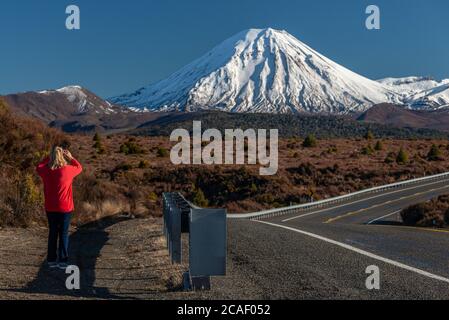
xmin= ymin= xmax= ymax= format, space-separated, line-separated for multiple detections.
xmin=1 ymin=98 xmax=449 ymax=228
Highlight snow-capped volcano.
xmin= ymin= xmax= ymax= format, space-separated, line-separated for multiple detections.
xmin=110 ymin=28 xmax=403 ymax=114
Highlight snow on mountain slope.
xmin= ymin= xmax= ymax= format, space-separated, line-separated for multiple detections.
xmin=377 ymin=77 xmax=443 ymax=94
xmin=110 ymin=28 xmax=402 ymax=114
xmin=40 ymin=86 xmax=117 ymax=114
xmin=377 ymin=77 xmax=449 ymax=110
xmin=406 ymin=83 xmax=449 ymax=110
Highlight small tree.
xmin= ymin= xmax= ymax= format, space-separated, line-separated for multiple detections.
xmin=148 ymin=191 xmax=158 ymax=203
xmin=93 ymin=132 xmax=101 ymax=142
xmin=302 ymin=134 xmax=317 ymax=148
xmin=120 ymin=139 xmax=144 ymax=155
xmin=427 ymin=144 xmax=443 ymax=161
xmin=193 ymin=188 xmax=209 ymax=207
xmin=156 ymin=147 xmax=169 ymax=158
xmin=365 ymin=130 xmax=374 ymax=140
xmin=374 ymin=140 xmax=383 ymax=151
xmin=384 ymin=152 xmax=395 ymax=164
xmin=92 ymin=133 xmax=106 ymax=154
xmin=361 ymin=144 xmax=374 ymax=155
xmin=396 ymin=148 xmax=409 ymax=165
xmin=250 ymin=183 xmax=258 ymax=194
xmin=138 ymin=160 xmax=149 ymax=168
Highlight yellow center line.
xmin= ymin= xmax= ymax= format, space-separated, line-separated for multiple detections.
xmin=324 ymin=186 xmax=448 ymax=224
xmin=374 ymin=224 xmax=449 ymax=235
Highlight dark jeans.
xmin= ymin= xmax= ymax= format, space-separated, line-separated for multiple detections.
xmin=46 ymin=212 xmax=72 ymax=263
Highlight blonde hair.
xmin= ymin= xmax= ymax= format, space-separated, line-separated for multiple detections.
xmin=48 ymin=146 xmax=67 ymax=170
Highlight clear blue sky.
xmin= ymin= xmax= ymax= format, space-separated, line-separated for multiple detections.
xmin=1 ymin=0 xmax=448 ymax=98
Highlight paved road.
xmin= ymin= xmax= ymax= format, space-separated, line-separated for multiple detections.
xmin=2 ymin=177 xmax=449 ymax=300
xmin=224 ymin=176 xmax=449 ymax=299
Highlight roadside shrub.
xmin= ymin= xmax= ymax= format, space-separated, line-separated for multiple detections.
xmin=192 ymin=188 xmax=209 ymax=207
xmin=396 ymin=148 xmax=409 ymax=164
xmin=148 ymin=191 xmax=158 ymax=203
xmin=374 ymin=140 xmax=383 ymax=151
xmin=427 ymin=144 xmax=443 ymax=161
xmin=93 ymin=141 xmax=106 ymax=154
xmin=115 ymin=163 xmax=133 ymax=172
xmin=2 ymin=173 xmax=43 ymax=227
xmin=401 ymin=203 xmax=429 ymax=226
xmin=93 ymin=133 xmax=101 ymax=142
xmin=302 ymin=134 xmax=317 ymax=148
xmin=138 ymin=160 xmax=149 ymax=168
xmin=365 ymin=130 xmax=374 ymax=140
xmin=327 ymin=145 xmax=338 ymax=154
xmin=120 ymin=139 xmax=144 ymax=155
xmin=361 ymin=144 xmax=374 ymax=155
xmin=156 ymin=147 xmax=169 ymax=158
xmin=0 ymin=99 xmax=67 ymax=227
xmin=401 ymin=202 xmax=446 ymax=227
xmin=384 ymin=152 xmax=395 ymax=164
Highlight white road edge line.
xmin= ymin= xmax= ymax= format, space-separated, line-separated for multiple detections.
xmin=282 ymin=180 xmax=448 ymax=222
xmin=366 ymin=211 xmax=401 ymax=225
xmin=257 ymin=220 xmax=449 ymax=284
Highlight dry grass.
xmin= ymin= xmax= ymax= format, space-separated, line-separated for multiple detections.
xmin=2 ymin=96 xmax=449 ymax=227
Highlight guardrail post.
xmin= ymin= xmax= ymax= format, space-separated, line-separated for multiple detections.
xmin=187 ymin=208 xmax=227 ymax=291
xmin=162 ymin=193 xmax=227 ymax=291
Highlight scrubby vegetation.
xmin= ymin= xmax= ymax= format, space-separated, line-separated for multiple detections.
xmin=302 ymin=134 xmax=317 ymax=148
xmin=119 ymin=138 xmax=145 ymax=155
xmin=93 ymin=133 xmax=106 ymax=154
xmin=401 ymin=195 xmax=449 ymax=228
xmin=361 ymin=144 xmax=374 ymax=156
xmin=131 ymin=111 xmax=449 ymax=139
xmin=0 ymin=99 xmax=65 ymax=227
xmin=0 ymin=100 xmax=156 ymax=227
xmin=2 ymin=98 xmax=449 ymax=228
xmin=396 ymin=148 xmax=409 ymax=164
xmin=374 ymin=140 xmax=383 ymax=151
xmin=427 ymin=144 xmax=443 ymax=161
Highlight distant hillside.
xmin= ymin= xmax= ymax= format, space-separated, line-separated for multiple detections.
xmin=358 ymin=103 xmax=449 ymax=132
xmin=4 ymin=85 xmax=449 ymax=137
xmin=130 ymin=111 xmax=449 ymax=139
xmin=1 ymin=87 xmax=163 ymax=133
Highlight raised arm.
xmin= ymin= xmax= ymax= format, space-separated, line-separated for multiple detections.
xmin=36 ymin=157 xmax=50 ymax=176
xmin=69 ymin=158 xmax=83 ymax=177
xmin=63 ymin=150 xmax=82 ymax=177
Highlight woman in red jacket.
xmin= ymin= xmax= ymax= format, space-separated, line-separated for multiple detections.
xmin=37 ymin=146 xmax=82 ymax=270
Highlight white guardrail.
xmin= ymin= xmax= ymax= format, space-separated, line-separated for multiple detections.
xmin=227 ymin=171 xmax=449 ymax=220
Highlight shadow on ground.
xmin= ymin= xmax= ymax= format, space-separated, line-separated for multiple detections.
xmin=7 ymin=215 xmax=131 ymax=299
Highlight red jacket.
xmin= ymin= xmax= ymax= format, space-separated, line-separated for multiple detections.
xmin=36 ymin=158 xmax=83 ymax=213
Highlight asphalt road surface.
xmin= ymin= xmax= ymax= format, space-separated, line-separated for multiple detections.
xmin=221 ymin=176 xmax=449 ymax=299
xmin=2 ymin=177 xmax=449 ymax=300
